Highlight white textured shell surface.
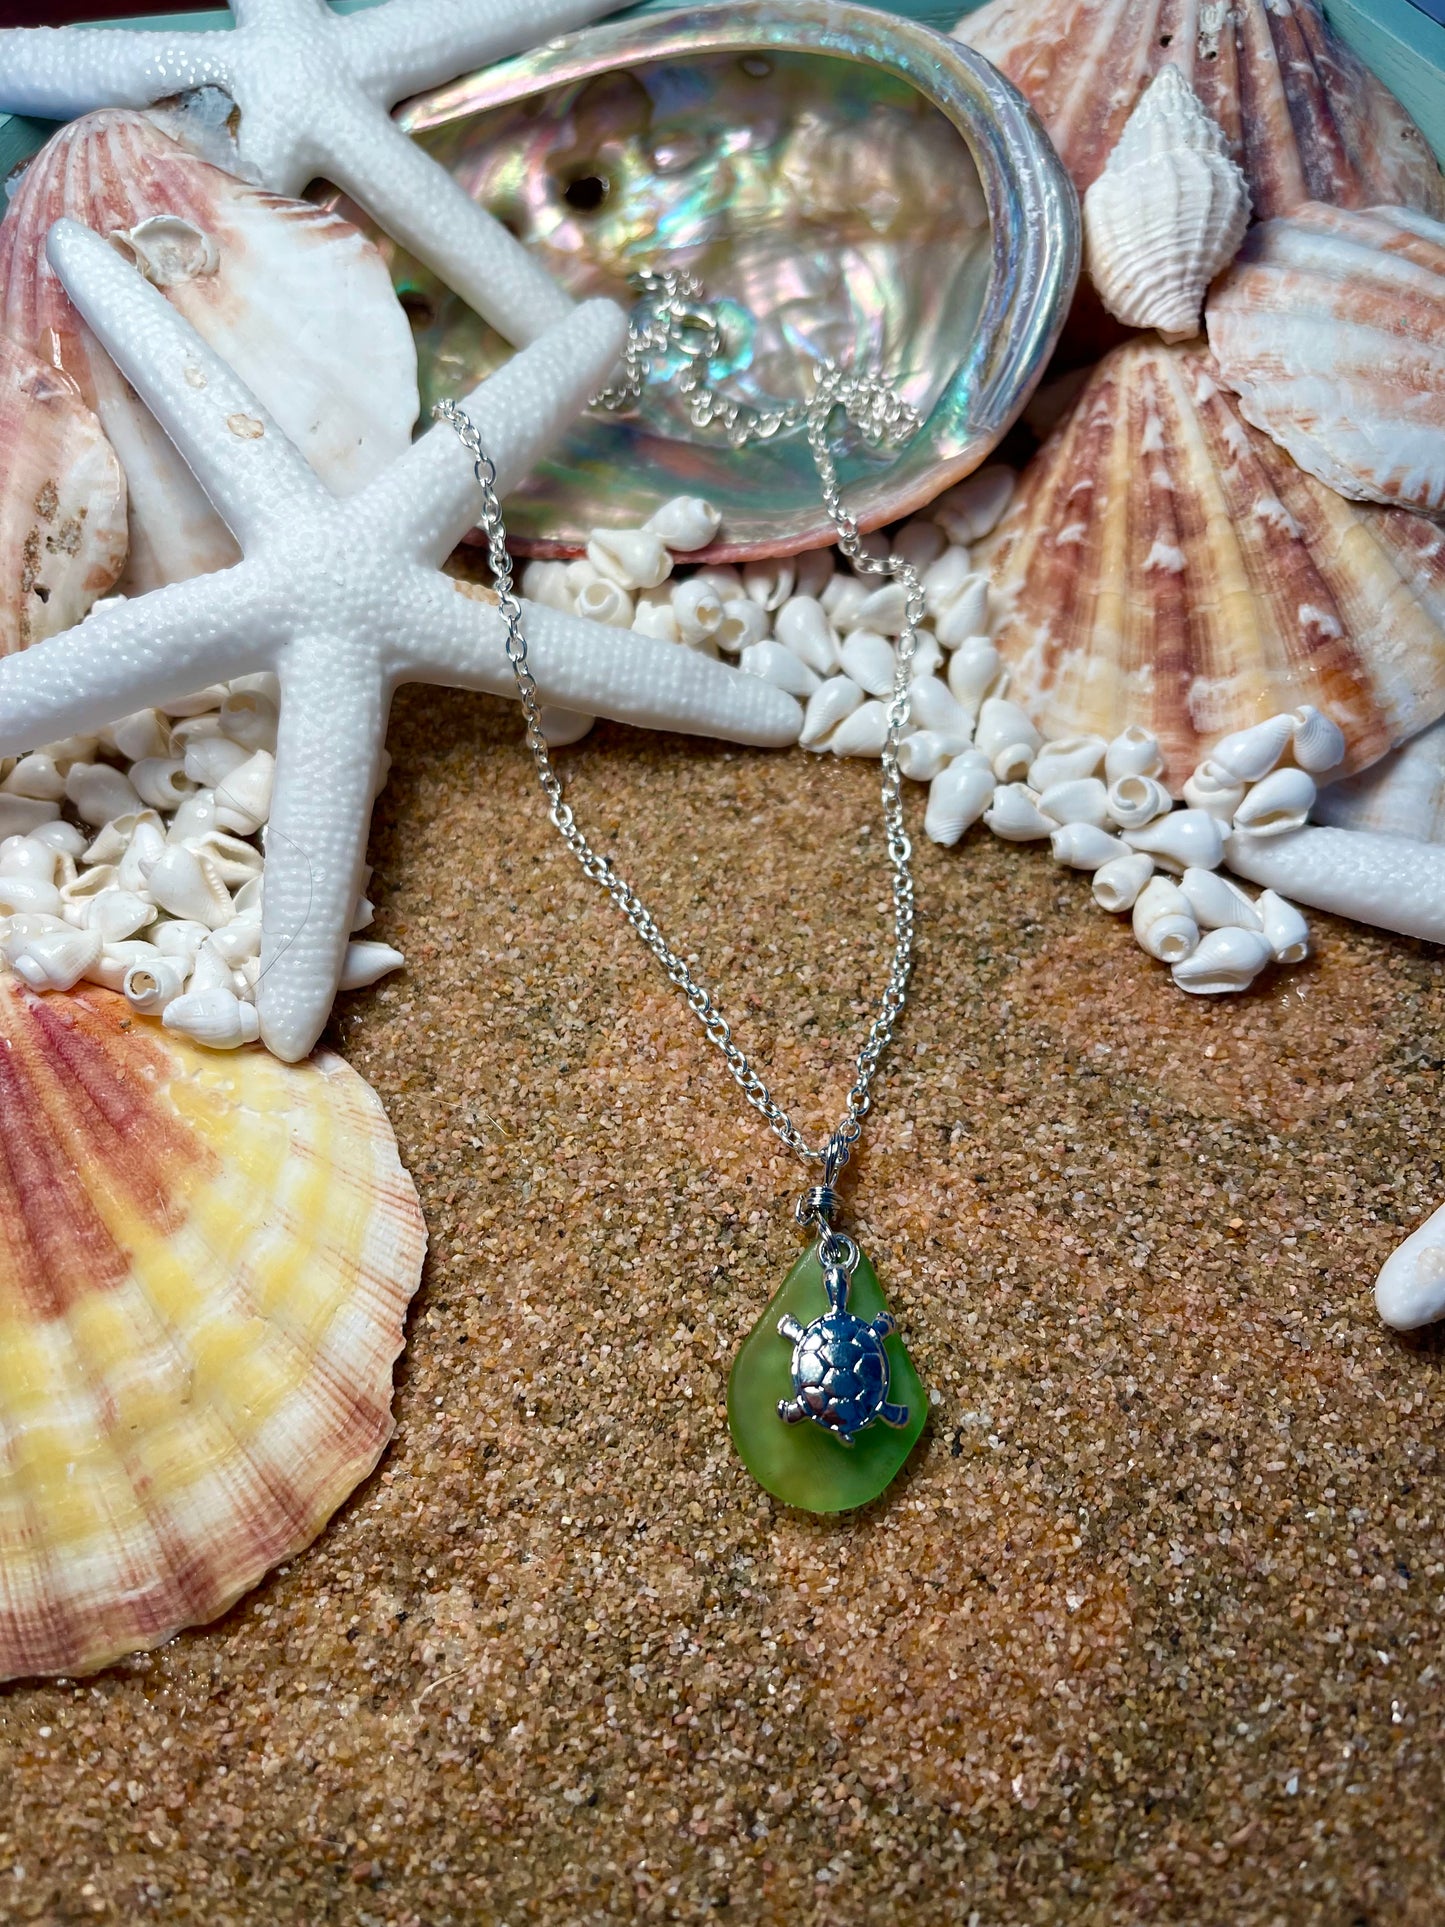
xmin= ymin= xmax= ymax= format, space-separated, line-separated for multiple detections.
xmin=1313 ymin=714 xmax=1445 ymax=842
xmin=0 ymin=109 xmax=418 ymax=593
xmin=0 ymin=336 xmax=127 ymax=657
xmin=1207 ymin=202 xmax=1445 ymax=514
xmin=1084 ymin=66 xmax=1251 ymax=338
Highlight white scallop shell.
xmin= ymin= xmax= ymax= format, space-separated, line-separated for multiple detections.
xmin=0 ymin=338 xmax=127 ymax=657
xmin=0 ymin=109 xmax=418 ymax=595
xmin=1207 ymin=202 xmax=1445 ymax=514
xmin=1083 ymin=67 xmax=1251 ymax=340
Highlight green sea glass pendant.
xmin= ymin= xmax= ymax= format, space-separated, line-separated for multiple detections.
xmin=727 ymin=1242 xmax=927 ymax=1513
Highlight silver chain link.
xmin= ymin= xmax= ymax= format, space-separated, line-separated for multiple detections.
xmin=434 ymin=272 xmax=926 ymax=1168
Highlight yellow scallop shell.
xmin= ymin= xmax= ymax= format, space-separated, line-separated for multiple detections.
xmin=0 ymin=975 xmax=425 ymax=1680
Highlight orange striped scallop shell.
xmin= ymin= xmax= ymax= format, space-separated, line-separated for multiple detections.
xmin=0 ymin=975 xmax=425 ymax=1680
xmin=977 ymin=337 xmax=1445 ymax=786
xmin=0 ymin=108 xmax=417 ymax=595
xmin=954 ymin=0 xmax=1445 ymax=220
xmin=1207 ymin=202 xmax=1445 ymax=515
xmin=0 ymin=335 xmax=127 ymax=658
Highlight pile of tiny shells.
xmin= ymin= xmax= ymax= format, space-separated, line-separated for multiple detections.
xmin=0 ymin=670 xmax=400 ymax=1047
xmin=0 ymin=477 xmax=1341 ymax=1053
xmin=530 ymin=472 xmax=1340 ymax=998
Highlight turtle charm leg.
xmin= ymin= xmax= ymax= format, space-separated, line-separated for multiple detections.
xmin=777 ymin=1314 xmax=807 ymax=1344
xmin=879 ymin=1402 xmax=912 ymax=1428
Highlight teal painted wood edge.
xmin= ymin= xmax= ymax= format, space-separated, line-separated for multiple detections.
xmin=3 ymin=0 xmax=1442 ymax=176
xmin=1324 ymin=0 xmax=1445 ymax=165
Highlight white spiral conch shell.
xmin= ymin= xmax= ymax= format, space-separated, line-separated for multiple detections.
xmin=897 ymin=729 xmax=972 ymax=783
xmin=1030 ymin=735 xmax=1107 ymax=791
xmin=739 ymin=641 xmax=820 ymax=701
xmin=1131 ymin=875 xmax=1199 ymax=963
xmin=1231 ymin=766 xmax=1317 ymax=837
xmin=924 ymin=751 xmax=994 ymax=846
xmin=1124 ymin=807 xmax=1226 ymax=874
xmin=1092 ymin=850 xmax=1154 ymax=913
xmin=1083 ymin=66 xmax=1251 ymax=340
xmin=1376 ymin=1203 xmax=1445 ymax=1330
xmin=828 ymin=699 xmax=890 ymax=759
xmin=1182 ymin=758 xmax=1247 ymax=822
xmin=946 ymin=637 xmax=1002 ymax=714
xmin=1038 ymin=776 xmax=1110 ymax=829
xmin=799 ymin=675 xmax=864 ymax=750
xmin=1170 ymin=925 xmax=1273 ymax=995
xmin=1178 ymin=867 xmax=1262 ymax=932
xmin=1050 ymin=822 xmax=1129 ymax=871
xmin=983 ymin=782 xmax=1055 ymax=841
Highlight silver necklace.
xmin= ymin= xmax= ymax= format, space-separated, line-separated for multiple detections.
xmin=435 ymin=273 xmax=930 ymax=1512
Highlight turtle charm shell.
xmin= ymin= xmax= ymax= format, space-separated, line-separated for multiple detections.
xmin=777 ymin=1260 xmax=911 ymax=1440
xmin=727 ymin=1242 xmax=927 ymax=1512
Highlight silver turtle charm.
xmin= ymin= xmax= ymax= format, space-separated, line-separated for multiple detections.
xmin=777 ymin=1251 xmax=911 ymax=1443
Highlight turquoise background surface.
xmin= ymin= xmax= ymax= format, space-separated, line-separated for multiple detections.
xmin=1 ymin=0 xmax=1442 ymax=177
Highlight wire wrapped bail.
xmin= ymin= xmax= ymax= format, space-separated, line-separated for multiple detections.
xmin=795 ymin=1183 xmax=837 ymax=1232
xmin=794 ymin=1131 xmax=853 ymax=1235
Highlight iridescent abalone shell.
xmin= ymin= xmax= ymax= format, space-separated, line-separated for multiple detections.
xmin=322 ymin=1 xmax=1077 ymax=558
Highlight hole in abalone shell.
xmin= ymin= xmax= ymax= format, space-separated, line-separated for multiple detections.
xmin=33 ymin=584 xmax=48 ymax=604
xmin=1159 ymin=31 xmax=1172 ymax=44
xmin=398 ymin=288 xmax=437 ymax=328
xmin=562 ymin=173 xmax=609 ymax=212
xmin=739 ymin=55 xmax=772 ymax=77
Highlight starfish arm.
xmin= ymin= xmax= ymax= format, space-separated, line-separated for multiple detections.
xmin=258 ymin=641 xmax=389 ymax=1062
xmin=0 ymin=27 xmax=233 ymax=117
xmin=406 ymin=575 xmax=804 ymax=749
xmin=230 ymin=0 xmax=318 ymax=26
xmin=316 ymin=106 xmax=574 ymax=347
xmin=48 ymin=220 xmax=328 ymax=549
xmin=345 ymin=0 xmax=627 ymax=100
xmin=356 ymin=297 xmax=626 ymax=565
xmin=0 ymin=570 xmax=263 ymax=756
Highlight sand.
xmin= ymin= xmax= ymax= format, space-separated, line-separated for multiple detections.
xmin=2 ymin=685 xmax=1444 ymax=1924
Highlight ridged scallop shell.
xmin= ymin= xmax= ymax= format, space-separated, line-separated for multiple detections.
xmin=954 ymin=0 xmax=1445 ymax=221
xmin=1313 ymin=716 xmax=1445 ymax=842
xmin=1083 ymin=66 xmax=1251 ymax=338
xmin=0 ymin=975 xmax=424 ymax=1681
xmin=977 ymin=336 xmax=1445 ymax=786
xmin=0 ymin=109 xmax=418 ymax=595
xmin=1207 ymin=202 xmax=1445 ymax=514
xmin=0 ymin=336 xmax=126 ymax=658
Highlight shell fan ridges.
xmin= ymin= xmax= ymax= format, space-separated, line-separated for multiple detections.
xmin=954 ymin=0 xmax=1445 ymax=220
xmin=975 ymin=336 xmax=1445 ymax=786
xmin=1083 ymin=65 xmax=1251 ymax=339
xmin=1207 ymin=201 xmax=1445 ymax=515
xmin=0 ymin=336 xmax=127 ymax=657
xmin=0 ymin=976 xmax=425 ymax=1681
xmin=0 ymin=107 xmax=418 ymax=595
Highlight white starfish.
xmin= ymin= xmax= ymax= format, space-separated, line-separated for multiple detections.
xmin=0 ymin=221 xmax=801 ymax=1062
xmin=0 ymin=0 xmax=623 ymax=347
